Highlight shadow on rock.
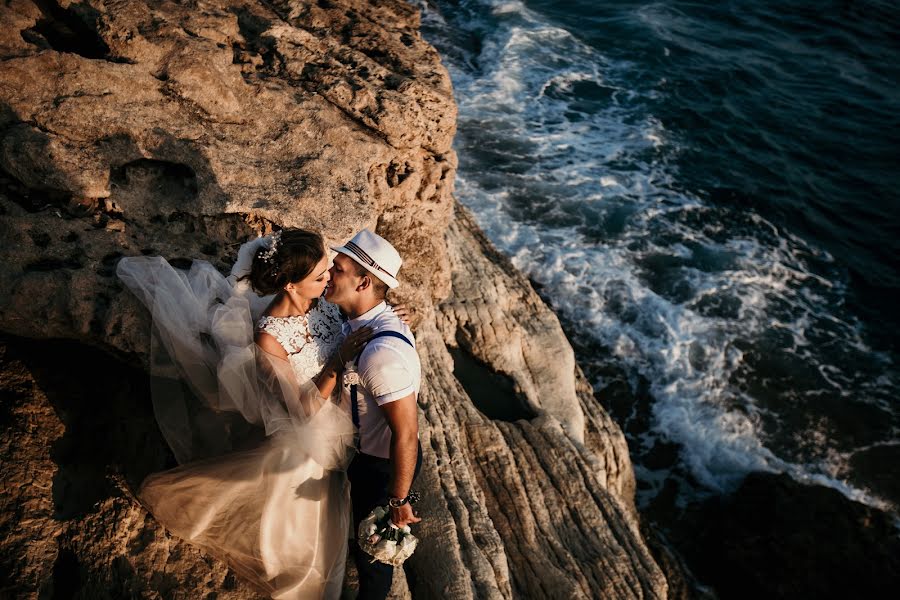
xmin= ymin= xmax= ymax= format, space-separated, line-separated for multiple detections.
xmin=5 ymin=335 xmax=172 ymax=520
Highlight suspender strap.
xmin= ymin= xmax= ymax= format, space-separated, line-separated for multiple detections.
xmin=350 ymin=330 xmax=414 ymax=434
xmin=353 ymin=330 xmax=414 ymax=368
xmin=350 ymin=387 xmax=360 ymax=432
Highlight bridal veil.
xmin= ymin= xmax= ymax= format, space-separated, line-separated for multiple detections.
xmin=117 ymin=236 xmax=354 ymax=599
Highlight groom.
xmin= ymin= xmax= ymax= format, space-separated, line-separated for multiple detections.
xmin=325 ymin=229 xmax=423 ymax=600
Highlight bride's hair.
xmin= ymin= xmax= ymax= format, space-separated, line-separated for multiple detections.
xmin=245 ymin=228 xmax=325 ymax=295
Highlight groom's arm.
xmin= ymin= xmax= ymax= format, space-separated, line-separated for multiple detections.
xmin=381 ymin=394 xmax=421 ymax=527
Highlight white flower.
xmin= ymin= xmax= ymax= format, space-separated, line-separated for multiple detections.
xmin=358 ymin=505 xmax=420 ymax=566
xmin=393 ymin=535 xmax=417 ymax=563
xmin=258 ymin=231 xmax=282 ymax=264
xmin=376 ymin=539 xmax=397 ymax=555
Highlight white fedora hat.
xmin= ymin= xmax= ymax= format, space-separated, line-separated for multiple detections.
xmin=332 ymin=229 xmax=401 ymax=289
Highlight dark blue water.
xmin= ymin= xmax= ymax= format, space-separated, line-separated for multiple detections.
xmin=417 ymin=0 xmax=900 ymax=509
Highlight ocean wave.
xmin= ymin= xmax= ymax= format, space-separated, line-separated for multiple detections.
xmin=418 ymin=0 xmax=899 ymax=509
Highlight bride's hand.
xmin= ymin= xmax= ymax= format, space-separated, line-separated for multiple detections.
xmin=338 ymin=327 xmax=373 ymax=365
xmin=391 ymin=303 xmax=412 ymax=325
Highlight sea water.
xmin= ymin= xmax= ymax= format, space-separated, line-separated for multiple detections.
xmin=416 ymin=0 xmax=900 ymax=510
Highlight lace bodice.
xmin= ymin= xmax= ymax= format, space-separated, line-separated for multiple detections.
xmin=256 ymin=299 xmax=344 ymax=381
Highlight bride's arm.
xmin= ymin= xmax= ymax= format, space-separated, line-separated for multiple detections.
xmin=313 ymin=351 xmax=342 ymax=399
xmin=255 ymin=331 xmax=332 ymax=420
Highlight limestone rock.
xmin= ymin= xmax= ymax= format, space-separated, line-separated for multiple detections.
xmin=438 ymin=205 xmax=636 ymax=508
xmin=401 ymin=204 xmax=663 ymax=598
xmin=0 ymin=338 xmax=263 ymax=599
xmin=0 ymin=1 xmax=670 ymax=598
xmin=0 ymin=0 xmax=457 ymax=356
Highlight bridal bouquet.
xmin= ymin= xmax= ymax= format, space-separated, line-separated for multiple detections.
xmin=357 ymin=506 xmax=418 ymax=566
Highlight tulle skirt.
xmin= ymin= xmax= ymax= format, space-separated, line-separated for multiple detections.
xmin=140 ymin=403 xmax=352 ymax=600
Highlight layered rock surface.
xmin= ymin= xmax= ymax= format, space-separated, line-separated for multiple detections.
xmin=0 ymin=1 xmax=667 ymax=598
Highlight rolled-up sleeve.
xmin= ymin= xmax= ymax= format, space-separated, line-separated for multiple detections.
xmin=359 ymin=343 xmax=416 ymax=405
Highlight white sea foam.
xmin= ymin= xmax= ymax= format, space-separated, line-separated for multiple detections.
xmin=417 ymin=0 xmax=898 ymax=508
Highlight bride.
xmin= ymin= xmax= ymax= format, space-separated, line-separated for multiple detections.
xmin=117 ymin=229 xmax=373 ymax=599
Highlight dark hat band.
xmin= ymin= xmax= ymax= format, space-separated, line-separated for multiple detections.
xmin=343 ymin=241 xmax=393 ymax=277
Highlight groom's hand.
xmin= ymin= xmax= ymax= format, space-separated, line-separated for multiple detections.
xmin=390 ymin=502 xmax=421 ymax=528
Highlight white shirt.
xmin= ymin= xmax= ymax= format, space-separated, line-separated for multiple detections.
xmin=343 ymin=302 xmax=420 ymax=459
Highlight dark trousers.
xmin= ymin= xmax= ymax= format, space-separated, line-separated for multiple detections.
xmin=347 ymin=445 xmax=422 ymax=600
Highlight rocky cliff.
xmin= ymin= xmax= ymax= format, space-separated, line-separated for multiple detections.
xmin=0 ymin=1 xmax=668 ymax=597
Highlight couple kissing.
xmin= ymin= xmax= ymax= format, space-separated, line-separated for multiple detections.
xmin=117 ymin=228 xmax=423 ymax=600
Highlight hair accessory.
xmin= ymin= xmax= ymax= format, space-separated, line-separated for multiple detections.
xmin=259 ymin=231 xmax=282 ymax=265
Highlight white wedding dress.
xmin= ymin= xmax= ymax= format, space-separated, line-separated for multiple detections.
xmin=117 ymin=238 xmax=355 ymax=599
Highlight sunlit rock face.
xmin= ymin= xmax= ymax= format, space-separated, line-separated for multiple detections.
xmin=0 ymin=0 xmax=457 ymax=353
xmin=0 ymin=1 xmax=669 ymax=598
